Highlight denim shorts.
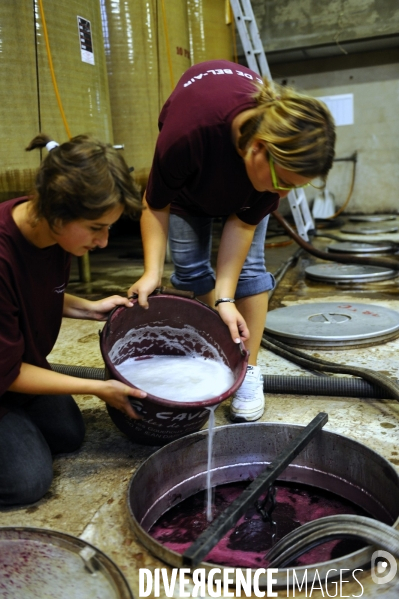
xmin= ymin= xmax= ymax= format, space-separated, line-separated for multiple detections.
xmin=168 ymin=214 xmax=275 ymax=299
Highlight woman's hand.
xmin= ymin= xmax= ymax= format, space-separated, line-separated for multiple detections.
xmin=127 ymin=273 xmax=161 ymax=309
xmin=127 ymin=196 xmax=170 ymax=308
xmin=96 ymin=380 xmax=147 ymax=419
xmin=88 ymin=295 xmax=134 ymax=321
xmin=63 ymin=293 xmax=133 ymax=320
xmin=217 ymin=302 xmax=250 ymax=344
xmin=8 ymin=363 xmax=147 ymax=420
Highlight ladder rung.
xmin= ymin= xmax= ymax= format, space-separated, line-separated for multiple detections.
xmin=230 ymin=0 xmax=272 ymax=79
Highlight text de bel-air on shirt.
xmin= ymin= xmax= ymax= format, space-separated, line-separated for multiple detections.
xmin=146 ymin=60 xmax=280 ymax=225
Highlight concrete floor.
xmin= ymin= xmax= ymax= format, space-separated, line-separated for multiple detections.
xmin=1 ymin=214 xmax=399 ymax=598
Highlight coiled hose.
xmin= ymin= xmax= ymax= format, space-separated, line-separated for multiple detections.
xmin=49 ymin=363 xmax=396 ymax=399
xmin=266 ymin=514 xmax=399 ymax=568
xmin=261 ymin=334 xmax=399 ymax=400
xmin=272 ymin=210 xmax=399 ymax=270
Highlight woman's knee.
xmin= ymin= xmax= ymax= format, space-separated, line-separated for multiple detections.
xmin=0 ymin=460 xmax=53 ymax=506
xmin=0 ymin=412 xmax=53 ymax=506
xmin=169 ymin=215 xmax=213 ymax=272
xmin=26 ymin=394 xmax=86 ymax=454
xmin=51 ymin=396 xmax=86 ymax=453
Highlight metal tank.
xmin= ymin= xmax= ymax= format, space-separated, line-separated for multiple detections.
xmin=127 ymin=422 xmax=399 ymax=587
xmin=100 ymin=0 xmax=191 ymax=188
xmin=0 ymin=1 xmax=113 ymax=201
xmin=187 ymin=0 xmax=234 ymax=65
xmin=0 ymin=2 xmax=40 ymax=201
xmin=35 ymin=0 xmax=113 ymax=142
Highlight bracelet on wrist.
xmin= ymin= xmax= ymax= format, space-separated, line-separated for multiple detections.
xmin=215 ymin=298 xmax=235 ymax=307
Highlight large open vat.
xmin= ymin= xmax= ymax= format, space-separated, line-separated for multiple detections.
xmin=127 ymin=422 xmax=399 ymax=587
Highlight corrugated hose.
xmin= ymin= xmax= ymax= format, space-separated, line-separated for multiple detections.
xmin=49 ymin=360 xmax=399 ymax=400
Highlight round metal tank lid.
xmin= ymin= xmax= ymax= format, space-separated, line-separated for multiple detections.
xmin=340 ymin=223 xmax=399 ymax=235
xmin=305 ymin=263 xmax=397 ymax=283
xmin=265 ymin=302 xmax=399 ymax=347
xmin=0 ymin=527 xmax=133 ymax=599
xmin=327 ymin=240 xmax=397 ymax=254
xmin=349 ymin=214 xmax=397 ymax=222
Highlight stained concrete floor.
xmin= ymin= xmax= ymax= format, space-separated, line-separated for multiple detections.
xmin=1 ymin=214 xmax=399 ymax=597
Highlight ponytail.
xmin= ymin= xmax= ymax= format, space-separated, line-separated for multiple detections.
xmin=239 ymin=78 xmax=336 ymax=180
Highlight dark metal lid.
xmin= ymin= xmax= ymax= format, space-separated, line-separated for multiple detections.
xmin=327 ymin=241 xmax=397 ymax=254
xmin=348 ymin=214 xmax=397 ymax=222
xmin=340 ymin=224 xmax=399 ymax=235
xmin=305 ymin=263 xmax=397 ymax=283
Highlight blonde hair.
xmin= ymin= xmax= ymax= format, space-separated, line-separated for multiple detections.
xmin=238 ymin=79 xmax=336 ymax=180
xmin=26 ymin=133 xmax=142 ymax=228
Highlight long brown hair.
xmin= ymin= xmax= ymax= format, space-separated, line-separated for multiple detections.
xmin=238 ymin=79 xmax=336 ymax=181
xmin=26 ymin=133 xmax=142 ymax=228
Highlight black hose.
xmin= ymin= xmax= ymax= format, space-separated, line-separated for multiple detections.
xmin=262 ymin=375 xmax=389 ymax=399
xmin=272 ymin=210 xmax=399 ymax=270
xmin=269 ymin=248 xmax=303 ymax=300
xmin=261 ymin=334 xmax=399 ymax=400
xmin=50 ymin=363 xmax=105 ymax=380
xmin=49 ymin=363 xmax=394 ymax=399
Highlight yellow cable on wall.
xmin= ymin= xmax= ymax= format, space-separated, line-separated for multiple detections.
xmin=160 ymin=0 xmax=175 ymax=91
xmin=37 ymin=0 xmax=72 ymax=139
xmin=229 ymin=1 xmax=239 ymax=64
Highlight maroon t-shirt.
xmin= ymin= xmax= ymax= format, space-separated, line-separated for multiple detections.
xmin=146 ymin=60 xmax=280 ymax=225
xmin=0 ymin=198 xmax=71 ymax=399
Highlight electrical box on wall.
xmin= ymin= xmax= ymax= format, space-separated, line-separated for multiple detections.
xmin=316 ymin=94 xmax=354 ymax=126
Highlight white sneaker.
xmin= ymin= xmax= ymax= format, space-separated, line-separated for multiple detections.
xmin=230 ymin=365 xmax=265 ymax=422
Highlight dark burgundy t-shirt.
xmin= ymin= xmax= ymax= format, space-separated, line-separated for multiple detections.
xmin=0 ymin=198 xmax=71 ymax=398
xmin=146 ymin=60 xmax=280 ymax=225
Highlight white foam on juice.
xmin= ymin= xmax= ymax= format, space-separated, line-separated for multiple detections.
xmin=109 ymin=324 xmax=228 ymax=364
xmin=115 ymin=355 xmax=235 ymax=402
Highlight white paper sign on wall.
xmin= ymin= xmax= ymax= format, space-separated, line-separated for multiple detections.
xmin=77 ymin=16 xmax=95 ymax=65
xmin=316 ymin=94 xmax=354 ymax=126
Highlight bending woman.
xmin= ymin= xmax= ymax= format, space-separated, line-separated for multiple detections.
xmin=128 ymin=60 xmax=336 ymax=423
xmin=0 ymin=134 xmax=146 ymax=506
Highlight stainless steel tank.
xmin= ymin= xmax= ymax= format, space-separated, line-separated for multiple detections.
xmin=187 ymin=0 xmax=234 ymax=64
xmin=0 ymin=1 xmax=113 ymax=201
xmin=127 ymin=422 xmax=399 ymax=586
xmin=101 ymin=0 xmax=191 ymax=188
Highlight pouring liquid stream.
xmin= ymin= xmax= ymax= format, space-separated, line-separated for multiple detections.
xmin=205 ymin=406 xmax=216 ymax=522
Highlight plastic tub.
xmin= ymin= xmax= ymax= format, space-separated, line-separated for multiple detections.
xmin=100 ymin=294 xmax=248 ymax=445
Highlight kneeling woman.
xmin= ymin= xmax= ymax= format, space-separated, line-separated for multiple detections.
xmin=0 ymin=134 xmax=146 ymax=506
